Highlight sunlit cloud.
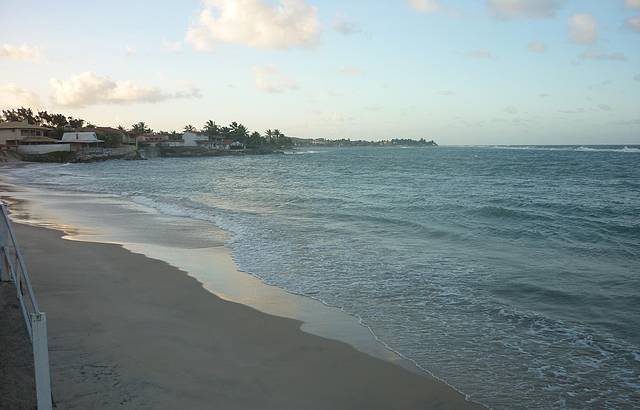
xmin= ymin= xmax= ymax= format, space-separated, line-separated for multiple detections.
xmin=626 ymin=16 xmax=640 ymax=32
xmin=254 ymin=65 xmax=298 ymax=93
xmin=466 ymin=49 xmax=494 ymax=59
xmin=50 ymin=72 xmax=201 ymax=108
xmin=186 ymin=0 xmax=320 ymax=50
xmin=568 ymin=14 xmax=597 ymax=44
xmin=504 ymin=105 xmax=519 ymax=114
xmin=528 ymin=42 xmax=546 ymax=53
xmin=408 ymin=0 xmax=440 ymax=13
xmin=580 ymin=49 xmax=627 ymax=61
xmin=0 ymin=84 xmax=42 ymax=108
xmin=333 ymin=16 xmax=359 ymax=35
xmin=625 ymin=0 xmax=640 ymax=9
xmin=487 ymin=0 xmax=561 ymax=19
xmin=338 ymin=66 xmax=363 ymax=76
xmin=0 ymin=44 xmax=41 ymax=61
xmin=163 ymin=41 xmax=183 ymax=52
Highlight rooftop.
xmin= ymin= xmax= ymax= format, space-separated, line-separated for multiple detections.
xmin=0 ymin=121 xmax=52 ymax=131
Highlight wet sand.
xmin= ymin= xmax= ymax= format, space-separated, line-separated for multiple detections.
xmin=14 ymin=221 xmax=484 ymax=409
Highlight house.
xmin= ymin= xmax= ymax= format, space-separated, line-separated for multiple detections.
xmin=136 ymin=133 xmax=168 ymax=146
xmin=0 ymin=121 xmax=53 ymax=149
xmin=17 ymin=137 xmax=71 ymax=155
xmin=61 ymin=132 xmax=104 ymax=151
xmin=182 ymin=132 xmax=210 ymax=147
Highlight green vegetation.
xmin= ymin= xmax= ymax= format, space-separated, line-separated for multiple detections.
xmin=1 ymin=107 xmax=436 ymax=150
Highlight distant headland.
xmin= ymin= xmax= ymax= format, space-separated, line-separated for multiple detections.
xmin=0 ymin=107 xmax=436 ymax=163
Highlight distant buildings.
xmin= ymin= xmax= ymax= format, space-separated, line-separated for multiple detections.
xmin=182 ymin=132 xmax=210 ymax=147
xmin=61 ymin=132 xmax=104 ymax=152
xmin=0 ymin=121 xmax=53 ymax=149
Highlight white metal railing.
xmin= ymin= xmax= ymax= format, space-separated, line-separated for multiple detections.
xmin=0 ymin=201 xmax=52 ymax=410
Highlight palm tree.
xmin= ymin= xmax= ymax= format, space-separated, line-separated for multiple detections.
xmin=184 ymin=124 xmax=196 ymax=132
xmin=130 ymin=122 xmax=151 ymax=136
xmin=202 ymin=120 xmax=221 ymax=148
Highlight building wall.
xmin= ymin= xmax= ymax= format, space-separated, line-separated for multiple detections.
xmin=183 ymin=132 xmax=209 ymax=147
xmin=17 ymin=144 xmax=71 ymax=154
xmin=0 ymin=129 xmax=21 ymax=146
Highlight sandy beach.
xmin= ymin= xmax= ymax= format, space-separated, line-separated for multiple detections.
xmin=9 ymin=217 xmax=484 ymax=409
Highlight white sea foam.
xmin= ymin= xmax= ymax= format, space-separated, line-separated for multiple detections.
xmin=489 ymin=145 xmax=640 ymax=153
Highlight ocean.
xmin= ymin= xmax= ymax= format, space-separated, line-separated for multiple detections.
xmin=5 ymin=145 xmax=640 ymax=409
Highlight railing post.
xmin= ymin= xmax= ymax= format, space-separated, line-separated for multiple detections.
xmin=31 ymin=312 xmax=52 ymax=410
xmin=0 ymin=247 xmax=9 ymax=282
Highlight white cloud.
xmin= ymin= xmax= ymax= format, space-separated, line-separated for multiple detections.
xmin=487 ymin=0 xmax=560 ymax=19
xmin=528 ymin=42 xmax=546 ymax=52
xmin=504 ymin=105 xmax=518 ymax=114
xmin=625 ymin=0 xmax=640 ymax=9
xmin=626 ymin=16 xmax=640 ymax=32
xmin=186 ymin=0 xmax=320 ymax=50
xmin=598 ymin=104 xmax=611 ymax=111
xmin=254 ymin=65 xmax=298 ymax=93
xmin=580 ymin=49 xmax=627 ymax=61
xmin=568 ymin=14 xmax=597 ymax=44
xmin=466 ymin=49 xmax=494 ymax=59
xmin=333 ymin=16 xmax=359 ymax=35
xmin=338 ymin=66 xmax=363 ymax=76
xmin=0 ymin=44 xmax=41 ymax=61
xmin=0 ymin=84 xmax=42 ymax=108
xmin=408 ymin=0 xmax=440 ymax=13
xmin=125 ymin=46 xmax=136 ymax=57
xmin=163 ymin=41 xmax=183 ymax=52
xmin=49 ymin=72 xmax=201 ymax=108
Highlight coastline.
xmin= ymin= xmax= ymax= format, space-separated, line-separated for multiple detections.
xmin=0 ymin=171 xmax=485 ymax=409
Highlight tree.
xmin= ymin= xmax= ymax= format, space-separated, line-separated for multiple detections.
xmin=184 ymin=124 xmax=197 ymax=132
xmin=229 ymin=122 xmax=248 ymax=142
xmin=130 ymin=122 xmax=151 ymax=136
xmin=247 ymin=131 xmax=265 ymax=148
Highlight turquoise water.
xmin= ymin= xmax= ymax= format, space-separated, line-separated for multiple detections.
xmin=7 ymin=146 xmax=640 ymax=409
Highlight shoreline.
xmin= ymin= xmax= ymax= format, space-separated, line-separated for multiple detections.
xmin=0 ymin=170 xmax=485 ymax=409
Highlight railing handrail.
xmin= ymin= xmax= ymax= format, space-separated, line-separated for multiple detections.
xmin=0 ymin=200 xmax=52 ymax=410
xmin=1 ymin=203 xmax=40 ymax=314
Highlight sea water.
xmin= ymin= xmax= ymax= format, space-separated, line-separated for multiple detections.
xmin=5 ymin=146 xmax=640 ymax=409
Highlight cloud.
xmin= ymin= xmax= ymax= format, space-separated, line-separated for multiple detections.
xmin=487 ymin=0 xmax=560 ymax=19
xmin=504 ymin=105 xmax=518 ymax=114
xmin=539 ymin=93 xmax=551 ymax=97
xmin=254 ymin=65 xmax=298 ymax=93
xmin=626 ymin=16 xmax=640 ymax=32
xmin=580 ymin=49 xmax=627 ymax=61
xmin=0 ymin=44 xmax=41 ymax=61
xmin=598 ymin=104 xmax=611 ymax=111
xmin=440 ymin=90 xmax=456 ymax=96
xmin=408 ymin=0 xmax=440 ymax=13
xmin=163 ymin=41 xmax=183 ymax=52
xmin=0 ymin=84 xmax=42 ymax=108
xmin=186 ymin=0 xmax=320 ymax=50
xmin=125 ymin=46 xmax=136 ymax=57
xmin=528 ymin=42 xmax=546 ymax=53
xmin=466 ymin=49 xmax=494 ymax=59
xmin=568 ymin=14 xmax=597 ymax=44
xmin=49 ymin=72 xmax=201 ymax=108
xmin=338 ymin=66 xmax=363 ymax=76
xmin=559 ymin=108 xmax=585 ymax=114
xmin=625 ymin=0 xmax=640 ymax=9
xmin=333 ymin=16 xmax=359 ymax=35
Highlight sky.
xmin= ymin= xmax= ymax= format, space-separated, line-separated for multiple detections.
xmin=0 ymin=0 xmax=639 ymax=144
